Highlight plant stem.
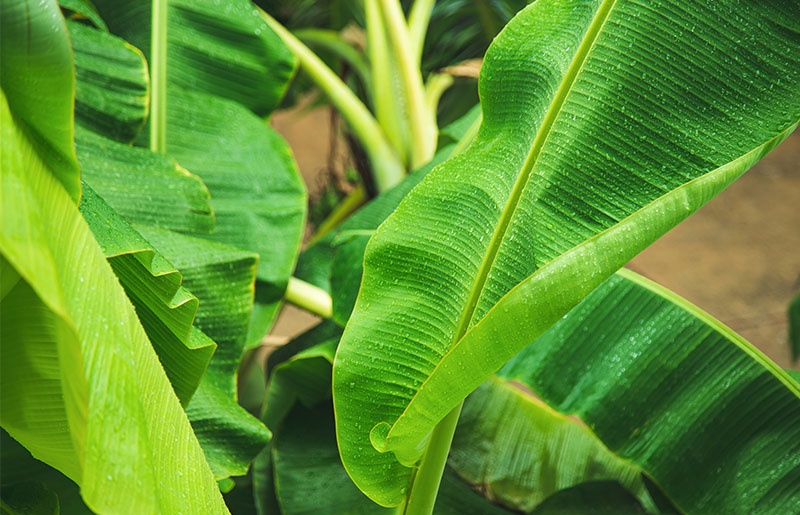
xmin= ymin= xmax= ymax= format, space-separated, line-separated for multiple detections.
xmin=377 ymin=0 xmax=436 ymax=169
xmin=149 ymin=0 xmax=168 ymax=153
xmin=407 ymin=0 xmax=436 ymax=63
xmin=366 ymin=0 xmax=408 ymax=165
xmin=258 ymin=8 xmax=405 ymax=192
xmin=294 ymin=28 xmax=373 ymax=97
xmin=403 ymin=402 xmax=463 ymax=514
xmin=307 ymin=184 xmax=368 ymax=247
xmin=284 ymin=277 xmax=333 ymax=318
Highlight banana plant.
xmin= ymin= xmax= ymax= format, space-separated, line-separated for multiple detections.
xmin=2 ymin=0 xmax=799 ymax=513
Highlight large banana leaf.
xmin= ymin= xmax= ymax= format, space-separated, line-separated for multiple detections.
xmin=0 ymin=90 xmax=227 ymax=513
xmin=79 ymin=183 xmax=215 ymax=405
xmin=70 ymin=20 xmax=149 ymax=143
xmin=497 ymin=270 xmax=800 ymax=512
xmin=0 ymin=0 xmax=80 ymax=200
xmin=92 ymin=0 xmax=295 ymax=115
xmin=333 ymin=0 xmax=800 ymax=506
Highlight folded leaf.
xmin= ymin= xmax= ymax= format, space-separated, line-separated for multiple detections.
xmin=79 ymin=183 xmax=215 ymax=405
xmin=137 ymin=225 xmax=271 ymax=478
xmin=333 ymin=0 xmax=800 ymax=505
xmin=70 ymin=20 xmax=149 ymax=143
xmin=498 ymin=270 xmax=800 ymax=513
xmin=0 ymin=88 xmax=227 ymax=512
xmin=60 ymin=0 xmax=108 ymax=31
xmin=92 ymin=0 xmax=295 ymax=115
xmin=451 ymin=377 xmax=654 ymax=512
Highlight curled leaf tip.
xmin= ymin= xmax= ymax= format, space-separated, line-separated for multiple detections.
xmin=369 ymin=421 xmax=391 ymax=452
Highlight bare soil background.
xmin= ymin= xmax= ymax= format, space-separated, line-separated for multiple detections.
xmin=270 ymin=106 xmax=800 ymax=370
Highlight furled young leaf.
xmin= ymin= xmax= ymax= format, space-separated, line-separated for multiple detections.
xmin=69 ymin=20 xmax=149 ymax=143
xmin=450 ymin=377 xmax=654 ymax=512
xmin=77 ymin=127 xmax=215 ymax=234
xmin=333 ymin=0 xmax=800 ymax=506
xmin=0 ymin=0 xmax=80 ymax=201
xmin=496 ymin=270 xmax=800 ymax=513
xmin=137 ymin=225 xmax=272 ymax=479
xmin=0 ymin=89 xmax=227 ymax=512
xmin=92 ymin=0 xmax=296 ymax=115
xmin=79 ymin=183 xmax=215 ymax=405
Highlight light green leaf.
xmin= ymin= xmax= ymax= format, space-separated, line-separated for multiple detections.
xmin=0 ymin=0 xmax=80 ymax=201
xmin=77 ymin=127 xmax=215 ymax=234
xmin=137 ymin=225 xmax=272 ymax=479
xmin=69 ymin=20 xmax=149 ymax=143
xmin=451 ymin=377 xmax=653 ymax=512
xmin=92 ymin=0 xmax=296 ymax=116
xmin=496 ymin=270 xmax=800 ymax=513
xmin=333 ymin=0 xmax=800 ymax=506
xmin=79 ymin=183 xmax=215 ymax=405
xmin=60 ymin=0 xmax=108 ymax=31
xmin=0 ymin=89 xmax=227 ymax=512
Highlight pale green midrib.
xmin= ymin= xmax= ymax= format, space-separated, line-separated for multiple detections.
xmin=451 ymin=0 xmax=617 ymax=345
xmin=149 ymin=0 xmax=167 ymax=154
xmin=618 ymin=268 xmax=800 ymax=397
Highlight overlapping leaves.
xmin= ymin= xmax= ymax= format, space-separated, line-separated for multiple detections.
xmin=333 ymin=0 xmax=800 ymax=507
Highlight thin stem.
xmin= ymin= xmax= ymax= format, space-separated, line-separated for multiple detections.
xmin=294 ymin=28 xmax=373 ymax=97
xmin=284 ymin=278 xmax=333 ymax=318
xmin=258 ymin=7 xmax=405 ymax=192
xmin=377 ymin=0 xmax=436 ymax=169
xmin=424 ymin=73 xmax=453 ymax=115
xmin=149 ymin=0 xmax=167 ymax=153
xmin=307 ymin=184 xmax=368 ymax=247
xmin=407 ymin=0 xmax=436 ymax=64
xmin=403 ymin=402 xmax=463 ymax=514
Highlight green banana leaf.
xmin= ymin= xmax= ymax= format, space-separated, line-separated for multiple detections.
xmin=60 ymin=0 xmax=108 ymax=30
xmin=0 ymin=91 xmax=227 ymax=513
xmin=92 ymin=0 xmax=295 ymax=116
xmin=498 ymin=270 xmax=800 ymax=513
xmin=77 ymin=127 xmax=215 ymax=234
xmin=70 ymin=20 xmax=149 ymax=143
xmin=333 ymin=0 xmax=800 ymax=507
xmin=79 ymin=183 xmax=215 ymax=405
xmin=0 ymin=0 xmax=80 ymax=201
xmin=137 ymin=225 xmax=272 ymax=479
xmin=451 ymin=377 xmax=654 ymax=512
xmin=163 ymin=86 xmax=307 ymax=328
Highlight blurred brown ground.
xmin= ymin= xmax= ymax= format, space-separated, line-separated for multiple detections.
xmin=270 ymin=106 xmax=800 ymax=370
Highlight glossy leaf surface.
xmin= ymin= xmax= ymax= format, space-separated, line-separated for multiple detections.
xmin=70 ymin=20 xmax=149 ymax=143
xmin=0 ymin=88 xmax=227 ymax=512
xmin=77 ymin=128 xmax=215 ymax=234
xmin=92 ymin=0 xmax=295 ymax=115
xmin=333 ymin=0 xmax=800 ymax=505
xmin=498 ymin=270 xmax=800 ymax=513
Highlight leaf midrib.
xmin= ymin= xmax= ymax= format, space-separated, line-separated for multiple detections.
xmin=451 ymin=0 xmax=618 ymax=342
